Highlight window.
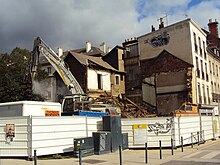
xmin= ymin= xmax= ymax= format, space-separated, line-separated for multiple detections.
xmin=219 ymin=67 xmax=220 ymax=77
xmin=63 ymin=97 xmax=74 ymax=112
xmin=211 ymin=81 xmax=214 ymax=93
xmin=196 ymin=57 xmax=200 ymax=77
xmin=216 ymin=65 xmax=218 ymax=77
xmin=207 ymin=86 xmax=210 ymax=104
xmin=213 ymin=63 xmax=215 ymax=75
xmin=120 ymin=75 xmax=124 ymax=81
xmin=198 ymin=83 xmax=202 ymax=103
xmin=200 ymin=60 xmax=204 ymax=79
xmin=193 ymin=32 xmax=198 ymax=53
xmin=198 ymin=37 xmax=202 ymax=56
xmin=209 ymin=61 xmax=212 ymax=74
xmin=203 ymin=41 xmax=207 ymax=59
xmin=47 ymin=67 xmax=51 ymax=74
xmin=205 ymin=63 xmax=208 ymax=81
xmin=97 ymin=74 xmax=103 ymax=89
xmin=202 ymin=84 xmax=206 ymax=104
xmin=115 ymin=75 xmax=120 ymax=85
xmin=214 ymin=82 xmax=217 ymax=93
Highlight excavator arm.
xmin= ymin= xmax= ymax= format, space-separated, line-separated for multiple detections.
xmin=30 ymin=37 xmax=84 ymax=95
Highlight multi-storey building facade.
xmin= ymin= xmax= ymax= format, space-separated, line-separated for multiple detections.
xmin=123 ymin=18 xmax=220 ymax=115
xmin=122 ymin=38 xmax=142 ymax=104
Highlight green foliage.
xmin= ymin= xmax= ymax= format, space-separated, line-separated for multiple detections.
xmin=0 ymin=47 xmax=47 ymax=103
xmin=35 ymin=63 xmax=49 ymax=82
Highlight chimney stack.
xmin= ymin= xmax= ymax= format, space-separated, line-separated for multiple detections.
xmin=100 ymin=42 xmax=106 ymax=53
xmin=86 ymin=41 xmax=91 ymax=52
xmin=159 ymin=18 xmax=164 ymax=29
xmin=107 ymin=47 xmax=112 ymax=53
xmin=208 ymin=19 xmax=219 ymax=37
xmin=58 ymin=47 xmax=63 ymax=57
xmin=151 ymin=25 xmax=155 ymax=32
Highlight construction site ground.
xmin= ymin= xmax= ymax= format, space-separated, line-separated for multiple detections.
xmin=2 ymin=138 xmax=220 ymax=165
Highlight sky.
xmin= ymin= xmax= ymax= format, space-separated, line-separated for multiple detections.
xmin=0 ymin=0 xmax=220 ymax=54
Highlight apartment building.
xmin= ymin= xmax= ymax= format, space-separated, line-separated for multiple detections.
xmin=123 ymin=18 xmax=220 ymax=115
xmin=205 ymin=19 xmax=220 ymax=104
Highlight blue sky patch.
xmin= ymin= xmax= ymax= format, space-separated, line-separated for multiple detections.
xmin=188 ymin=0 xmax=204 ymax=8
xmin=135 ymin=0 xmax=207 ymax=22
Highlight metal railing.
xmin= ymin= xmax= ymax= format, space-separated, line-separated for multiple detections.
xmin=180 ymin=130 xmax=205 ymax=149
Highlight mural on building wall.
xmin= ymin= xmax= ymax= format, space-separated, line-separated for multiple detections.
xmin=148 ymin=118 xmax=172 ymax=135
xmin=144 ymin=32 xmax=170 ymax=47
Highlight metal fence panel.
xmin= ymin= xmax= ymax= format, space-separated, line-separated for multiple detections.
xmin=0 ymin=117 xmax=29 ymax=157
xmin=122 ymin=117 xmax=174 ymax=148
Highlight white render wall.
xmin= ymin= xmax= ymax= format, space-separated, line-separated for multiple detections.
xmin=87 ymin=69 xmax=111 ymax=91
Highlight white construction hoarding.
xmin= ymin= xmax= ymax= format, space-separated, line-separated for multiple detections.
xmin=0 ymin=115 xmax=220 ymax=158
xmin=0 ymin=116 xmax=101 ymax=158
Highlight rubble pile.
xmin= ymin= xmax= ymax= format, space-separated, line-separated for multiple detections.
xmin=94 ymin=93 xmax=156 ymax=118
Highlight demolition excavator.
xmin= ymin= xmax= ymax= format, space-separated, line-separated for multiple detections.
xmin=30 ymin=37 xmax=120 ymax=116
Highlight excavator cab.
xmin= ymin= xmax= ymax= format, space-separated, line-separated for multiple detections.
xmin=62 ymin=95 xmax=89 ymax=113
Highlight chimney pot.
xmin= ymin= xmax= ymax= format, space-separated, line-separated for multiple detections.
xmin=86 ymin=41 xmax=91 ymax=52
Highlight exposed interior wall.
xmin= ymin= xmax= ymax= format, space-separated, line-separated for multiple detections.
xmin=111 ymin=73 xmax=125 ymax=96
xmin=142 ymin=76 xmax=156 ymax=106
xmin=157 ymin=92 xmax=188 ymax=115
xmin=124 ymin=59 xmax=142 ymax=104
xmin=87 ymin=69 xmax=111 ymax=92
xmin=157 ymin=71 xmax=188 ymax=115
xmin=123 ymin=39 xmax=142 ymax=104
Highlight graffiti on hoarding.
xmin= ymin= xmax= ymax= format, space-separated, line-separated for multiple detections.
xmin=148 ymin=118 xmax=172 ymax=135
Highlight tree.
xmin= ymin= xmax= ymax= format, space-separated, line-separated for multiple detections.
xmin=0 ymin=47 xmax=47 ymax=103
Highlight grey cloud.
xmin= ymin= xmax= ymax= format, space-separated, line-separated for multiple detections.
xmin=0 ymin=0 xmax=139 ymax=53
xmin=1 ymin=0 xmax=219 ymax=54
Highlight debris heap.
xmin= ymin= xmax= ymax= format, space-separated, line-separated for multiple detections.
xmin=94 ymin=93 xmax=156 ymax=118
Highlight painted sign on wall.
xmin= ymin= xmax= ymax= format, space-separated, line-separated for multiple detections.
xmin=145 ymin=32 xmax=170 ymax=47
